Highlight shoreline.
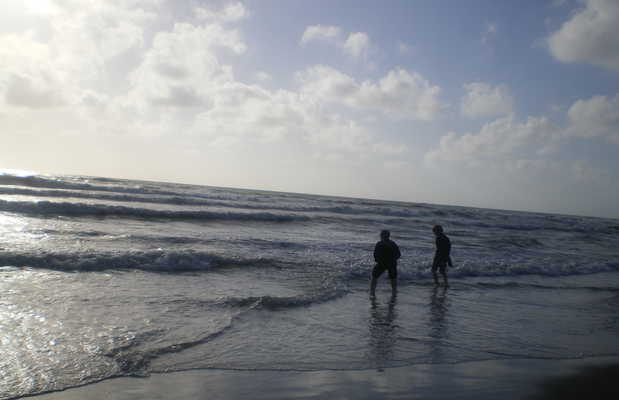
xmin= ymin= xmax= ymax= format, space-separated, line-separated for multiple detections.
xmin=23 ymin=356 xmax=619 ymax=400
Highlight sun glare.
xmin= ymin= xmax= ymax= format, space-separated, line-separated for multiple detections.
xmin=0 ymin=169 xmax=37 ymax=177
xmin=24 ymin=0 xmax=58 ymax=15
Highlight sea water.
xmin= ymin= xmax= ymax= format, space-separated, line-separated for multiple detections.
xmin=0 ymin=173 xmax=617 ymax=399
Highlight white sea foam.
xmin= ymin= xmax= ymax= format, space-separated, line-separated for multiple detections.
xmin=0 ymin=249 xmax=275 ymax=271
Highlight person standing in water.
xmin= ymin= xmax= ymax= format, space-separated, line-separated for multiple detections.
xmin=370 ymin=230 xmax=401 ymax=299
xmin=432 ymin=225 xmax=452 ymax=287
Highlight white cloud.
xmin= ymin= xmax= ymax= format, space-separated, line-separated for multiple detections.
xmin=425 ymin=93 xmax=619 ymax=194
xmin=296 ymin=65 xmax=357 ymax=100
xmin=4 ymin=73 xmax=65 ymax=108
xmin=461 ymin=82 xmax=513 ymax=119
xmin=0 ymin=34 xmax=65 ymax=108
xmin=420 ymin=112 xmax=619 ymax=215
xmin=422 ymin=95 xmax=619 ymax=216
xmin=190 ymin=84 xmax=304 ymax=144
xmin=297 ymin=65 xmax=444 ymax=120
xmin=425 ymin=115 xmax=559 ymax=167
xmin=0 ymin=0 xmax=252 ymax=145
xmin=300 ymin=25 xmax=341 ymax=44
xmin=548 ymin=0 xmax=619 ymax=71
xmin=195 ymin=2 xmax=249 ymax=23
xmin=187 ymin=80 xmax=399 ymax=156
xmin=0 ymin=1 xmax=402 ymax=165
xmin=343 ymin=32 xmax=370 ymax=58
xmin=300 ymin=25 xmax=371 ymax=59
xmin=0 ymin=0 xmax=157 ymax=110
xmin=356 ymin=68 xmax=443 ymax=120
xmin=51 ymin=0 xmax=155 ymax=62
xmin=566 ymin=95 xmax=619 ymax=143
xmin=126 ymin=22 xmax=245 ymax=110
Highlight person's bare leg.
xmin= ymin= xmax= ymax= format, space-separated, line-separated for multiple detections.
xmin=442 ymin=271 xmax=449 ymax=287
xmin=390 ymin=278 xmax=397 ymax=297
xmin=433 ymin=271 xmax=439 ymax=286
xmin=370 ymin=277 xmax=377 ymax=298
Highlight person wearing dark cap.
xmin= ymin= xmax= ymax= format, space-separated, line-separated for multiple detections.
xmin=370 ymin=230 xmax=401 ymax=299
xmin=432 ymin=225 xmax=452 ymax=287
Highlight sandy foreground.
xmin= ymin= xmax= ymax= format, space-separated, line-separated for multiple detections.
xmin=26 ymin=356 xmax=619 ymax=400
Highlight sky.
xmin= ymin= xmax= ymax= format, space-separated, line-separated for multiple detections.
xmin=1 ymin=0 xmax=618 ymax=218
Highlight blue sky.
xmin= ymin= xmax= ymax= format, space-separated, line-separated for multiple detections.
xmin=1 ymin=0 xmax=618 ymax=218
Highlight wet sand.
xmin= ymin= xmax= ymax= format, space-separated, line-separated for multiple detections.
xmin=28 ymin=356 xmax=619 ymax=400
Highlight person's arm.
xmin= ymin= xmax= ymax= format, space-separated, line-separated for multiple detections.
xmin=374 ymin=243 xmax=380 ymax=263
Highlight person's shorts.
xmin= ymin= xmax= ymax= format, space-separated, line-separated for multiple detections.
xmin=432 ymin=259 xmax=448 ymax=273
xmin=372 ymin=263 xmax=397 ymax=279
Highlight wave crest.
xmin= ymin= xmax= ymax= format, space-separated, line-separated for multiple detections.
xmin=0 ymin=249 xmax=274 ymax=272
xmin=0 ymin=199 xmax=307 ymax=222
xmin=345 ymin=259 xmax=619 ymax=280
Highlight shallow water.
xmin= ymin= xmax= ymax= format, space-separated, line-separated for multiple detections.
xmin=0 ymin=173 xmax=618 ymax=399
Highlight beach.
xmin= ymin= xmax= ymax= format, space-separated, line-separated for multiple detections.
xmin=1 ymin=173 xmax=618 ymax=399
xmin=28 ymin=357 xmax=619 ymax=400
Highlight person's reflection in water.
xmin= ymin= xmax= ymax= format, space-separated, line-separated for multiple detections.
xmin=429 ymin=286 xmax=449 ymax=362
xmin=368 ymin=296 xmax=398 ymax=371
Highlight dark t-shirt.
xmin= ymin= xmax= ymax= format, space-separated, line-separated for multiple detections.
xmin=434 ymin=233 xmax=451 ymax=264
xmin=374 ymin=239 xmax=401 ymax=267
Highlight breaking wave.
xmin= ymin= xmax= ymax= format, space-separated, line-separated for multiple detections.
xmin=0 ymin=249 xmax=276 ymax=272
xmin=0 ymin=199 xmax=307 ymax=222
xmin=345 ymin=259 xmax=619 ymax=280
xmin=0 ymin=174 xmax=180 ymax=196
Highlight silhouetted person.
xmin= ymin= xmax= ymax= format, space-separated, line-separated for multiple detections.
xmin=370 ymin=230 xmax=401 ymax=299
xmin=432 ymin=225 xmax=452 ymax=287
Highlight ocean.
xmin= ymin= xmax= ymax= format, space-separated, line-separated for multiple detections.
xmin=1 ymin=172 xmax=618 ymax=399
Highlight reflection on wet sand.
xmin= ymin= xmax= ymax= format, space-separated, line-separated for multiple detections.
xmin=368 ymin=296 xmax=398 ymax=371
xmin=429 ymin=286 xmax=449 ymax=362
